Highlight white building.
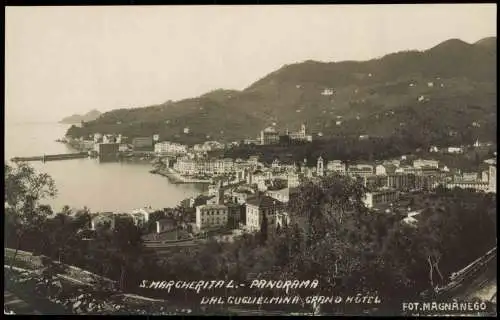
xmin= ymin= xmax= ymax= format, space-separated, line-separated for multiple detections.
xmin=444 ymin=181 xmax=489 ymax=193
xmin=316 ymin=156 xmax=324 ymax=177
xmin=131 ymin=206 xmax=155 ymax=223
xmin=287 ymin=173 xmax=300 ymax=188
xmin=484 ymin=158 xmax=497 ymax=165
xmin=375 ymin=165 xmax=387 ymax=176
xmin=195 ymin=204 xmax=228 ymax=230
xmin=461 ymin=172 xmax=479 ymax=181
xmin=245 ymin=196 xmax=285 ymax=233
xmin=118 ymin=144 xmax=130 ymax=152
xmin=326 ymin=160 xmax=346 ymax=174
xmin=413 ymin=159 xmax=439 ymax=169
xmin=363 ymin=190 xmax=400 ymax=209
xmin=429 ymin=146 xmax=439 ymax=153
xmin=321 ymin=88 xmax=334 ymax=96
xmin=287 ymin=124 xmax=313 ymax=142
xmin=489 ymin=166 xmax=496 ymax=193
xmin=154 ymin=141 xmax=188 ymax=155
xmin=266 ymin=188 xmax=290 ymax=204
xmin=481 ymin=170 xmax=489 ymax=183
xmin=93 ymin=133 xmax=103 ymax=143
xmin=446 ymin=147 xmax=464 ymax=154
xmin=348 ymin=164 xmax=374 ymax=178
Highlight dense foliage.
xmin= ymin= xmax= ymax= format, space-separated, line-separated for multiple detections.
xmin=220 ymin=137 xmax=496 ymax=170
xmin=4 ymin=163 xmax=497 ymax=314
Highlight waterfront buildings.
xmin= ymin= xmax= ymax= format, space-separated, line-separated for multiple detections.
xmin=119 ymin=144 xmax=130 ymax=152
xmin=154 ymin=141 xmax=188 ymax=155
xmin=95 ymin=143 xmax=119 ymax=161
xmin=132 ymin=137 xmax=154 ymax=150
xmin=173 ymin=157 xmax=235 ymax=176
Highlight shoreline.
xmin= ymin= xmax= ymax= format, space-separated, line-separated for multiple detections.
xmin=150 ymin=168 xmax=212 ymax=184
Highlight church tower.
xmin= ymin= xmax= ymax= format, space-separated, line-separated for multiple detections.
xmin=301 ymin=124 xmax=306 ymax=136
xmin=317 ymin=156 xmax=324 ymax=177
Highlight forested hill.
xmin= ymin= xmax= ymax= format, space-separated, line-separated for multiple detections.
xmin=60 ymin=109 xmax=102 ymax=124
xmin=66 ymin=37 xmax=497 ymax=146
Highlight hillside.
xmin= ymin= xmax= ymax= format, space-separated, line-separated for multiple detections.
xmin=60 ymin=109 xmax=102 ymax=124
xmin=66 ymin=37 xmax=497 ymax=146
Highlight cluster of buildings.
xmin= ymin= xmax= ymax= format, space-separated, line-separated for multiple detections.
xmin=253 ymin=124 xmax=313 ymax=146
xmin=89 ymin=206 xmax=156 ymax=231
xmin=88 ymin=151 xmax=497 ymax=243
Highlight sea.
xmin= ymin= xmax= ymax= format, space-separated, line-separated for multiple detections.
xmin=4 ymin=122 xmax=206 ymax=213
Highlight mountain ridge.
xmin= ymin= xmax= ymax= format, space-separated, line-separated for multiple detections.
xmin=60 ymin=109 xmax=102 ymax=124
xmin=66 ymin=37 xmax=497 ymax=146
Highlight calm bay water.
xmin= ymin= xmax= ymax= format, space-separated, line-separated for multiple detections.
xmin=5 ymin=122 xmax=205 ymax=213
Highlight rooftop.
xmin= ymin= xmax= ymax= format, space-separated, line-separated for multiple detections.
xmin=247 ymin=195 xmax=284 ymax=208
xmin=197 ymin=204 xmax=228 ymax=210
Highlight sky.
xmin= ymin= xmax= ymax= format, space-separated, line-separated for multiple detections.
xmin=5 ymin=4 xmax=497 ymax=123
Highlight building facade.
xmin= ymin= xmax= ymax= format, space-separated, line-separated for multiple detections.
xmin=347 ymin=164 xmax=374 ymax=178
xmin=316 ymin=157 xmax=324 ymax=177
xmin=444 ymin=181 xmax=489 ymax=192
xmin=195 ymin=204 xmax=229 ymax=230
xmin=363 ymin=190 xmax=400 ymax=209
xmin=260 ymin=127 xmax=280 ymax=145
xmin=413 ymin=159 xmax=439 ymax=169
xmin=489 ymin=166 xmax=496 ymax=193
xmin=245 ymin=196 xmax=285 ymax=233
xmin=132 ymin=137 xmax=154 ymax=150
xmin=154 ymin=141 xmax=188 ymax=155
xmin=326 ymin=160 xmax=346 ymax=175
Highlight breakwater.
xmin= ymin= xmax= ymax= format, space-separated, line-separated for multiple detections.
xmin=11 ymin=152 xmax=88 ymax=163
xmin=150 ymin=168 xmax=212 ymax=184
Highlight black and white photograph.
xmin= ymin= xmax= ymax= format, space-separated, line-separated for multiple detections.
xmin=4 ymin=4 xmax=497 ymax=316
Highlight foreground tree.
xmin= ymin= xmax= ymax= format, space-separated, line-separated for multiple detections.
xmin=5 ymin=162 xmax=57 ymax=270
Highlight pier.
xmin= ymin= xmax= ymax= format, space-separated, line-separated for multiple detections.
xmin=11 ymin=152 xmax=89 ymax=163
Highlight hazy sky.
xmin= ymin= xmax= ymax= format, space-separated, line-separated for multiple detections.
xmin=5 ymin=4 xmax=496 ymax=123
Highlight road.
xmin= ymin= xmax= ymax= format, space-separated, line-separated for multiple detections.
xmin=4 ymin=290 xmax=42 ymax=315
xmin=451 ymin=254 xmax=497 ymax=302
xmin=442 ymin=252 xmax=497 ymax=303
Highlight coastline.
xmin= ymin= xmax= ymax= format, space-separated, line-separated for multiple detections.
xmin=150 ymin=168 xmax=212 ymax=184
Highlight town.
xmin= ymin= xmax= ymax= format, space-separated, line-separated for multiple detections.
xmin=64 ymin=123 xmax=497 ymax=247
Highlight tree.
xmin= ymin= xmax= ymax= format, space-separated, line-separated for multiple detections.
xmin=4 ymin=162 xmax=57 ymax=270
xmin=109 ymin=217 xmax=144 ymax=290
xmin=260 ymin=212 xmax=268 ymax=245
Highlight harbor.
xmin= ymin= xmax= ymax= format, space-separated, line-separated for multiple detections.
xmin=11 ymin=152 xmax=89 ymax=163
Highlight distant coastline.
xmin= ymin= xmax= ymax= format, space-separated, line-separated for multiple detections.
xmin=60 ymin=109 xmax=101 ymax=124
